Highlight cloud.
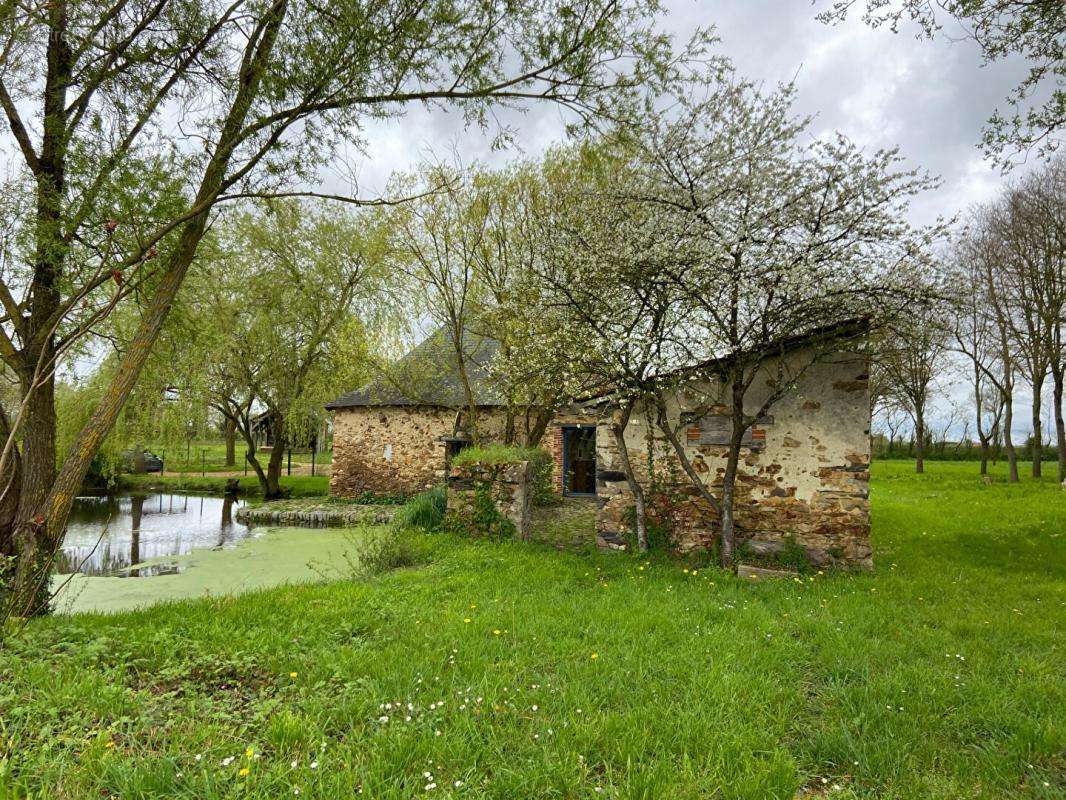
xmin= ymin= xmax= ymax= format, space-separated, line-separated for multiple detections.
xmin=335 ymin=0 xmax=1044 ymax=229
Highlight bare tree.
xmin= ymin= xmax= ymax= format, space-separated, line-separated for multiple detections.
xmin=950 ymin=240 xmax=1007 ymax=474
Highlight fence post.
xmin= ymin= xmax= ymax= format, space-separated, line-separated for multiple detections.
xmin=201 ymin=450 xmax=205 ymax=477
xmin=161 ymin=450 xmax=165 ymax=476
xmin=287 ymin=448 xmax=292 ymax=476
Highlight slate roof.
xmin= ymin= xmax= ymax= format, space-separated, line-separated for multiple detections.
xmin=325 ymin=328 xmax=504 ymax=409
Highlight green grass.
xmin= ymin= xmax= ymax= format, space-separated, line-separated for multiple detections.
xmin=451 ymin=444 xmax=546 ymax=467
xmin=1 ymin=460 xmax=1063 ymax=798
xmin=115 ymin=473 xmax=330 ymax=497
xmin=143 ymin=441 xmax=331 ymax=474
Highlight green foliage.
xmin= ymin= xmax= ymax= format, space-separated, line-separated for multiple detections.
xmin=450 ymin=444 xmax=539 ymax=467
xmin=350 ymin=490 xmax=408 ymax=506
xmin=452 ymin=445 xmax=557 ymax=506
xmin=622 ymin=502 xmax=672 ymax=552
xmin=737 ymin=535 xmax=812 ymax=574
xmin=391 ymin=486 xmax=447 ymax=532
xmin=2 ymin=460 xmax=1064 ymax=798
xmin=442 ymin=483 xmax=517 ymax=542
xmin=342 ymin=528 xmax=425 ymax=580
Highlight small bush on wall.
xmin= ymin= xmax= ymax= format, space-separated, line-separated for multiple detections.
xmin=451 ymin=445 xmax=555 ymax=506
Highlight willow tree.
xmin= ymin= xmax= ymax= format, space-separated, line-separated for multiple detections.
xmin=169 ymin=200 xmax=389 ymax=498
xmin=0 ymin=0 xmax=705 ymax=616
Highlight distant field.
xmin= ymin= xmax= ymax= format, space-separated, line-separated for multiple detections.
xmin=2 ymin=460 xmax=1062 ymax=798
xmin=115 ymin=473 xmax=331 ymax=497
xmin=140 ymin=441 xmax=332 ymax=475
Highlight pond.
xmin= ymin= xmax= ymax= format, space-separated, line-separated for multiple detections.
xmin=59 ymin=492 xmax=254 ymax=577
xmin=54 ymin=493 xmax=372 ymax=615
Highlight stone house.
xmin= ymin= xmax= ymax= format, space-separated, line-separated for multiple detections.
xmin=327 ymin=328 xmax=871 ymax=567
xmin=592 ymin=344 xmax=872 ymax=568
xmin=325 ymin=330 xmax=596 ymax=497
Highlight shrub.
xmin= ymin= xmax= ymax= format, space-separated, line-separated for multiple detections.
xmin=349 ymin=528 xmax=422 ymax=578
xmin=451 ymin=445 xmax=556 ymax=506
xmin=451 ymin=444 xmax=533 ymax=467
xmin=736 ymin=535 xmax=811 ymax=573
xmin=391 ymin=486 xmax=447 ymax=532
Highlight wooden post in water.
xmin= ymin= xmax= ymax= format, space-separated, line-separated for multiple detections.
xmin=201 ymin=450 xmax=205 ymax=477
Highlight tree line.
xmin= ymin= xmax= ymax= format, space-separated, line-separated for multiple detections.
xmin=874 ymin=156 xmax=1065 ymax=479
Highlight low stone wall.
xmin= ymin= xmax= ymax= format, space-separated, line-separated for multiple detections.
xmin=446 ymin=461 xmax=532 ymax=539
xmin=236 ymin=500 xmax=396 ymax=527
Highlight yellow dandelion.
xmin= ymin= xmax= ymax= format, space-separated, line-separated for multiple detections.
xmin=463 ymin=618 xmax=471 ymax=623
xmin=104 ymin=740 xmax=115 ymax=749
xmin=246 ymin=747 xmax=255 ymax=758
xmin=493 ymin=629 xmax=502 ymax=636
xmin=590 ymin=652 xmax=599 ymax=660
xmin=289 ymin=672 xmax=298 ymax=678
xmin=239 ymin=767 xmax=250 ymax=777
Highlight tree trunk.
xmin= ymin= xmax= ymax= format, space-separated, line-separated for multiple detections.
xmin=264 ymin=433 xmax=286 ymax=499
xmin=524 ymin=406 xmax=554 ymax=448
xmin=240 ymin=412 xmax=287 ymax=499
xmin=652 ymin=391 xmax=722 ymax=520
xmin=0 ymin=404 xmax=21 ymax=571
xmin=719 ymin=384 xmax=749 ymax=570
xmin=1031 ymin=374 xmax=1044 ymax=478
xmin=224 ymin=416 xmax=237 ymax=467
xmin=4 ymin=0 xmax=289 ymax=614
xmin=914 ymin=406 xmax=925 ymax=474
xmin=1053 ymin=367 xmax=1065 ymax=483
xmin=979 ymin=440 xmax=989 ymax=476
xmin=503 ymin=407 xmax=516 ymax=446
xmin=609 ymin=400 xmax=647 ymax=552
xmin=1003 ymin=389 xmax=1019 ymax=482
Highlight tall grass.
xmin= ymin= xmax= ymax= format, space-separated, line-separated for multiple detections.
xmin=391 ymin=485 xmax=447 ymax=531
xmin=1 ymin=460 xmax=1062 ymax=799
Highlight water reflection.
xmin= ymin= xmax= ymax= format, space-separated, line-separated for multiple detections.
xmin=58 ymin=493 xmax=257 ymax=577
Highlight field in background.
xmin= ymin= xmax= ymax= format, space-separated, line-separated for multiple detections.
xmin=2 ymin=460 xmax=1062 ymax=798
xmin=137 ymin=441 xmax=332 ymax=476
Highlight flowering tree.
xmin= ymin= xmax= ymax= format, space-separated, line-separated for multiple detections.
xmin=504 ymin=144 xmax=688 ymax=551
xmin=0 ymin=0 xmax=703 ymax=616
xmin=588 ymin=79 xmax=943 ymax=564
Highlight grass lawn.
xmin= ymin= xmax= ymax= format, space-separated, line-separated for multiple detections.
xmin=114 ymin=473 xmax=331 ymax=497
xmin=1 ymin=460 xmax=1062 ymax=798
xmin=144 ymin=441 xmax=330 ymax=474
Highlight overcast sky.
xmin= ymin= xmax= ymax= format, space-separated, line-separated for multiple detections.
xmin=340 ymin=0 xmax=1037 ymax=231
xmin=334 ymin=1 xmax=1049 ymax=442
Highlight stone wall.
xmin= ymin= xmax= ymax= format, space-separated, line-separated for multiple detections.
xmin=596 ymin=349 xmax=872 ymax=568
xmin=329 ymin=406 xmax=510 ymax=497
xmin=330 ymin=404 xmax=596 ymax=499
xmin=446 ymin=461 xmax=532 ymax=539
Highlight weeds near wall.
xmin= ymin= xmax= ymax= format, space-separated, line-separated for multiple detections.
xmin=443 ymin=483 xmax=516 ymax=541
xmin=391 ymin=486 xmax=447 ymax=532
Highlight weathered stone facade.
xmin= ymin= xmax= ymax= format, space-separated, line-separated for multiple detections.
xmin=446 ymin=460 xmax=533 ymax=539
xmin=330 ymin=405 xmax=598 ymax=499
xmin=330 ymin=406 xmax=511 ymax=497
xmin=595 ymin=350 xmax=872 ymax=568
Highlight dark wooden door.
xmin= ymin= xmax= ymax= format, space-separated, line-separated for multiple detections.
xmin=565 ymin=427 xmax=597 ymax=495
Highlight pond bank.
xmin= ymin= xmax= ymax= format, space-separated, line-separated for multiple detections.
xmin=53 ymin=525 xmax=377 ymax=614
xmin=235 ymin=498 xmax=397 ymax=527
